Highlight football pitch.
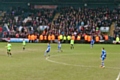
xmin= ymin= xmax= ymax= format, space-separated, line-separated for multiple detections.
xmin=0 ymin=42 xmax=120 ymax=80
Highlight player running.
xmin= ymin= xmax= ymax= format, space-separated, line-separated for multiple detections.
xmin=58 ymin=41 xmax=63 ymax=52
xmin=70 ymin=39 xmax=74 ymax=49
xmin=100 ymin=48 xmax=107 ymax=68
xmin=6 ymin=42 xmax=12 ymax=56
xmin=23 ymin=39 xmax=26 ymax=50
xmin=90 ymin=38 xmax=95 ymax=48
xmin=44 ymin=42 xmax=51 ymax=57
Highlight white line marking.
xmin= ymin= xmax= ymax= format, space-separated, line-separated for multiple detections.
xmin=116 ymin=72 xmax=120 ymax=80
xmin=46 ymin=54 xmax=120 ymax=70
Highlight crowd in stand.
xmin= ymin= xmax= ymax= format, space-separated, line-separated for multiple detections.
xmin=52 ymin=7 xmax=120 ymax=38
xmin=114 ymin=16 xmax=120 ymax=37
xmin=0 ymin=6 xmax=120 ymax=40
xmin=1 ymin=6 xmax=55 ymax=38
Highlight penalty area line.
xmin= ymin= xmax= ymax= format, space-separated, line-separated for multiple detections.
xmin=116 ymin=72 xmax=120 ymax=80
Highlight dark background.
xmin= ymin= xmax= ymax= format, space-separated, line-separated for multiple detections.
xmin=0 ymin=0 xmax=119 ymax=10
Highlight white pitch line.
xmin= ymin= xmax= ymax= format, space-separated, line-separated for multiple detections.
xmin=116 ymin=72 xmax=120 ymax=80
xmin=46 ymin=57 xmax=71 ymax=66
xmin=46 ymin=54 xmax=120 ymax=70
xmin=46 ymin=57 xmax=91 ymax=67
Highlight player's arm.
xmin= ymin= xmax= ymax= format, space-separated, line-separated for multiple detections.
xmin=100 ymin=52 xmax=103 ymax=58
xmin=104 ymin=53 xmax=107 ymax=57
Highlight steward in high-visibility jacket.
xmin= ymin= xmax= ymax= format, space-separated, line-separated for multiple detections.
xmin=51 ymin=34 xmax=55 ymax=41
xmin=58 ymin=35 xmax=60 ymax=41
xmin=44 ymin=35 xmax=47 ymax=41
xmin=95 ymin=36 xmax=100 ymax=42
xmin=31 ymin=34 xmax=35 ymax=43
xmin=48 ymin=35 xmax=51 ymax=41
xmin=84 ymin=34 xmax=88 ymax=41
xmin=77 ymin=35 xmax=81 ymax=41
xmin=60 ymin=34 xmax=63 ymax=41
xmin=44 ymin=35 xmax=47 ymax=42
xmin=116 ymin=36 xmax=119 ymax=43
xmin=71 ymin=35 xmax=75 ymax=40
xmin=67 ymin=35 xmax=71 ymax=43
xmin=28 ymin=34 xmax=31 ymax=43
xmin=63 ymin=35 xmax=67 ymax=43
xmin=87 ymin=35 xmax=91 ymax=42
xmin=39 ymin=35 xmax=43 ymax=41
xmin=63 ymin=36 xmax=67 ymax=40
xmin=67 ymin=35 xmax=71 ymax=40
xmin=104 ymin=35 xmax=108 ymax=40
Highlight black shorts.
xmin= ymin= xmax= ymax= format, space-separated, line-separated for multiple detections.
xmin=7 ymin=49 xmax=11 ymax=52
xmin=71 ymin=44 xmax=74 ymax=45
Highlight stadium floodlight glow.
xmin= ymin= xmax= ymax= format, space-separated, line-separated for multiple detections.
xmin=27 ymin=3 xmax=30 ymax=6
xmin=84 ymin=3 xmax=87 ymax=7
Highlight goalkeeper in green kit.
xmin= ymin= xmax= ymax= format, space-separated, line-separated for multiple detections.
xmin=70 ymin=39 xmax=74 ymax=49
xmin=6 ymin=41 xmax=12 ymax=56
xmin=23 ymin=39 xmax=26 ymax=50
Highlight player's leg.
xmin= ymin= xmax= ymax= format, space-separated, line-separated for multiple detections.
xmin=23 ymin=45 xmax=25 ymax=50
xmin=91 ymin=44 xmax=93 ymax=48
xmin=71 ymin=44 xmax=74 ymax=49
xmin=101 ymin=61 xmax=104 ymax=66
xmin=44 ymin=49 xmax=50 ymax=57
xmin=7 ymin=49 xmax=9 ymax=56
xmin=58 ymin=47 xmax=63 ymax=52
xmin=60 ymin=47 xmax=63 ymax=52
xmin=101 ymin=58 xmax=105 ymax=67
xmin=70 ymin=44 xmax=73 ymax=49
xmin=72 ymin=44 xmax=74 ymax=49
xmin=44 ymin=51 xmax=47 ymax=57
xmin=58 ymin=46 xmax=60 ymax=52
xmin=48 ymin=51 xmax=50 ymax=57
xmin=92 ymin=43 xmax=94 ymax=47
xmin=9 ymin=50 xmax=12 ymax=56
xmin=47 ymin=49 xmax=50 ymax=56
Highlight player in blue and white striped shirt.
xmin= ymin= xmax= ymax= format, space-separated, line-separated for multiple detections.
xmin=90 ymin=38 xmax=95 ymax=48
xmin=44 ymin=42 xmax=51 ymax=57
xmin=100 ymin=48 xmax=107 ymax=68
xmin=58 ymin=41 xmax=63 ymax=52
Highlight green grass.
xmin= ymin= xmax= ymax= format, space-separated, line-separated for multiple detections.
xmin=0 ymin=43 xmax=120 ymax=80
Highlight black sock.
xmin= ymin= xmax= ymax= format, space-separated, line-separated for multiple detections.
xmin=10 ymin=53 xmax=12 ymax=55
xmin=23 ymin=47 xmax=25 ymax=50
xmin=7 ymin=52 xmax=9 ymax=55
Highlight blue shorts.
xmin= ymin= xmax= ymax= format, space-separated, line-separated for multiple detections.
xmin=58 ymin=46 xmax=61 ymax=49
xmin=91 ymin=43 xmax=94 ymax=45
xmin=101 ymin=57 xmax=105 ymax=61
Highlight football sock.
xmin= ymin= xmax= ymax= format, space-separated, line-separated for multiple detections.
xmin=44 ymin=52 xmax=47 ymax=57
xmin=102 ymin=61 xmax=104 ymax=66
xmin=23 ymin=47 xmax=25 ymax=50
